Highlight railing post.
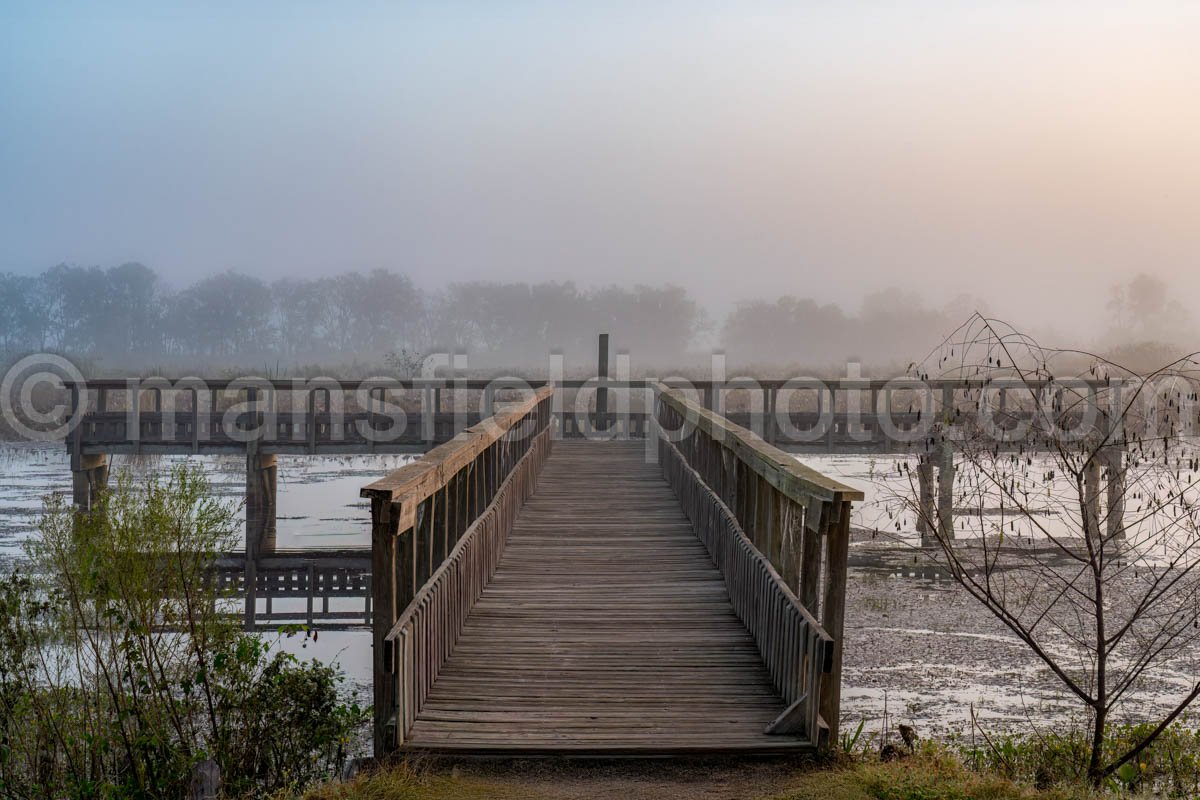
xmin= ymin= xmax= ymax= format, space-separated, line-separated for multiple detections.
xmin=370 ymin=497 xmax=399 ymax=756
xmin=126 ymin=378 xmax=141 ymax=452
xmin=71 ymin=453 xmax=109 ymax=511
xmin=597 ymin=332 xmax=610 ymax=432
xmin=937 ymin=437 xmax=955 ymax=540
xmin=818 ymin=499 xmax=851 ymax=741
xmin=765 ymin=385 xmax=778 ymax=445
xmin=190 ymin=388 xmax=200 ymax=453
xmin=917 ymin=455 xmax=936 ymax=546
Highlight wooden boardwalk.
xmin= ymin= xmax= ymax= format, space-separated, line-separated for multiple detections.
xmin=404 ymin=440 xmax=808 ymax=755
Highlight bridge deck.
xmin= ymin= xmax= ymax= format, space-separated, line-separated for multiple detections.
xmin=404 ymin=440 xmax=806 ymax=755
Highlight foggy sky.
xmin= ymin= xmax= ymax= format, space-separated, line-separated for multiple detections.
xmin=2 ymin=2 xmax=1198 ymax=334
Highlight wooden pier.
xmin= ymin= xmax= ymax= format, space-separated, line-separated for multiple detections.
xmin=57 ymin=337 xmax=1130 ymax=755
xmin=404 ymin=440 xmax=807 ymax=754
xmin=364 ymin=384 xmax=859 ymax=756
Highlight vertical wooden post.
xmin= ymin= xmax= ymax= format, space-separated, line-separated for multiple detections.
xmin=482 ymin=385 xmax=495 ymax=418
xmin=819 ymin=499 xmax=851 ymax=740
xmin=1105 ymin=445 xmax=1126 ymax=541
xmin=1084 ymin=455 xmax=1102 ymax=543
xmin=370 ymin=497 xmax=398 ymax=757
xmin=127 ymin=379 xmax=141 ymax=452
xmin=597 ymin=333 xmax=610 ymax=432
xmin=799 ymin=498 xmax=823 ymax=613
xmin=306 ymin=390 xmax=318 ymax=451
xmin=306 ymin=563 xmax=316 ymax=626
xmin=71 ymin=454 xmax=109 ymax=511
xmin=824 ymin=387 xmax=836 ymax=452
xmin=244 ymin=450 xmax=278 ymax=628
xmin=422 ymin=384 xmax=435 ymax=443
xmin=937 ymin=384 xmax=955 ymax=540
xmin=210 ymin=388 xmax=219 ymax=441
xmin=765 ymin=386 xmax=778 ymax=445
xmin=917 ymin=456 xmax=935 ymax=546
xmin=246 ymin=454 xmax=278 ymax=557
xmin=243 ymin=385 xmax=276 ymax=627
xmin=1104 ymin=389 xmax=1126 ymax=542
xmin=937 ymin=439 xmax=955 ymax=540
xmin=191 ymin=388 xmax=200 ymax=453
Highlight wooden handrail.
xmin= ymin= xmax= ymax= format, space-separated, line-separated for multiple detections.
xmin=362 ymin=385 xmax=554 ymax=529
xmin=65 ymin=376 xmax=1116 ymax=391
xmin=364 ymin=385 xmax=555 ymax=756
xmin=656 ymin=383 xmax=864 ymax=504
xmin=659 ymin=435 xmax=831 ymax=744
xmin=654 ymin=383 xmax=859 ymax=744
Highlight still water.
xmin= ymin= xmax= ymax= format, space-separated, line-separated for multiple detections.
xmin=0 ymin=443 xmax=413 ymax=701
xmin=4 ymin=444 xmax=1192 ymax=737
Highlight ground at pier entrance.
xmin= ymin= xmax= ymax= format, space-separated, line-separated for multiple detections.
xmin=300 ymin=755 xmax=1087 ymax=800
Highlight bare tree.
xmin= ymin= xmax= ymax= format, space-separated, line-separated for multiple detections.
xmin=888 ymin=314 xmax=1200 ymax=786
xmin=385 ymin=347 xmax=427 ymax=380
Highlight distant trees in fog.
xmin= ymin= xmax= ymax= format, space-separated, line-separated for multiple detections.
xmin=0 ymin=264 xmax=703 ymax=368
xmin=0 ymin=264 xmax=1189 ymax=371
xmin=721 ymin=289 xmax=984 ymax=369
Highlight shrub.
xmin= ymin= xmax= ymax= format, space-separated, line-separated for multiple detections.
xmin=0 ymin=466 xmax=367 ymax=799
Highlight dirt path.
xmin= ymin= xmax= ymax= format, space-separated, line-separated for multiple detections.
xmin=392 ymin=757 xmax=827 ymax=800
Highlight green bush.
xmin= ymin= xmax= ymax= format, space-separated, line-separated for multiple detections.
xmin=0 ymin=466 xmax=367 ymax=799
xmin=956 ymin=724 xmax=1200 ymax=797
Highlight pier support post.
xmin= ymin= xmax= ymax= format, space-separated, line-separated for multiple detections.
xmin=937 ymin=440 xmax=955 ymax=540
xmin=916 ymin=456 xmax=935 ymax=546
xmin=1104 ymin=445 xmax=1126 ymax=542
xmin=370 ymin=497 xmax=399 ymax=755
xmin=244 ymin=453 xmax=277 ymax=627
xmin=71 ymin=453 xmax=109 ymax=511
xmin=596 ymin=333 xmax=609 ymax=432
xmin=1084 ymin=455 xmax=1102 ymax=542
xmin=765 ymin=386 xmax=778 ymax=445
xmin=818 ymin=499 xmax=852 ymax=743
xmin=246 ymin=453 xmax=278 ymax=558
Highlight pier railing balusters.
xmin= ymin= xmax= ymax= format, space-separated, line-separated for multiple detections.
xmin=362 ymin=386 xmax=555 ymax=757
xmin=655 ymin=383 xmax=862 ymax=744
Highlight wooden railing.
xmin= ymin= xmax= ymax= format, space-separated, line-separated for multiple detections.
xmin=655 ymin=384 xmax=863 ymax=743
xmin=65 ymin=376 xmax=1110 ymax=455
xmin=210 ymin=551 xmax=372 ymax=628
xmin=361 ymin=386 xmax=555 ymax=755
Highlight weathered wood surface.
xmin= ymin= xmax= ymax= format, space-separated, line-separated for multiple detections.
xmin=657 ymin=384 xmax=864 ymax=505
xmin=369 ymin=389 xmax=555 ymax=754
xmin=655 ymin=387 xmax=859 ymax=740
xmin=404 ymin=440 xmax=810 ymax=755
xmin=658 ymin=435 xmax=831 ymax=744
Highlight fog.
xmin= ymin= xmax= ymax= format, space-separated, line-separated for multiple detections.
xmin=2 ymin=2 xmax=1198 ymax=362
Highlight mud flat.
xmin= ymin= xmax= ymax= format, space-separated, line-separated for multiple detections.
xmin=841 ymin=534 xmax=1200 ymax=740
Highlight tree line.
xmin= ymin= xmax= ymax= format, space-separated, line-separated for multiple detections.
xmin=0 ymin=264 xmax=699 ymax=368
xmin=0 ymin=264 xmax=1186 ymax=370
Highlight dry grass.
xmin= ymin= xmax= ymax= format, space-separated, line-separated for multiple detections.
xmin=298 ymin=751 xmax=1110 ymax=800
